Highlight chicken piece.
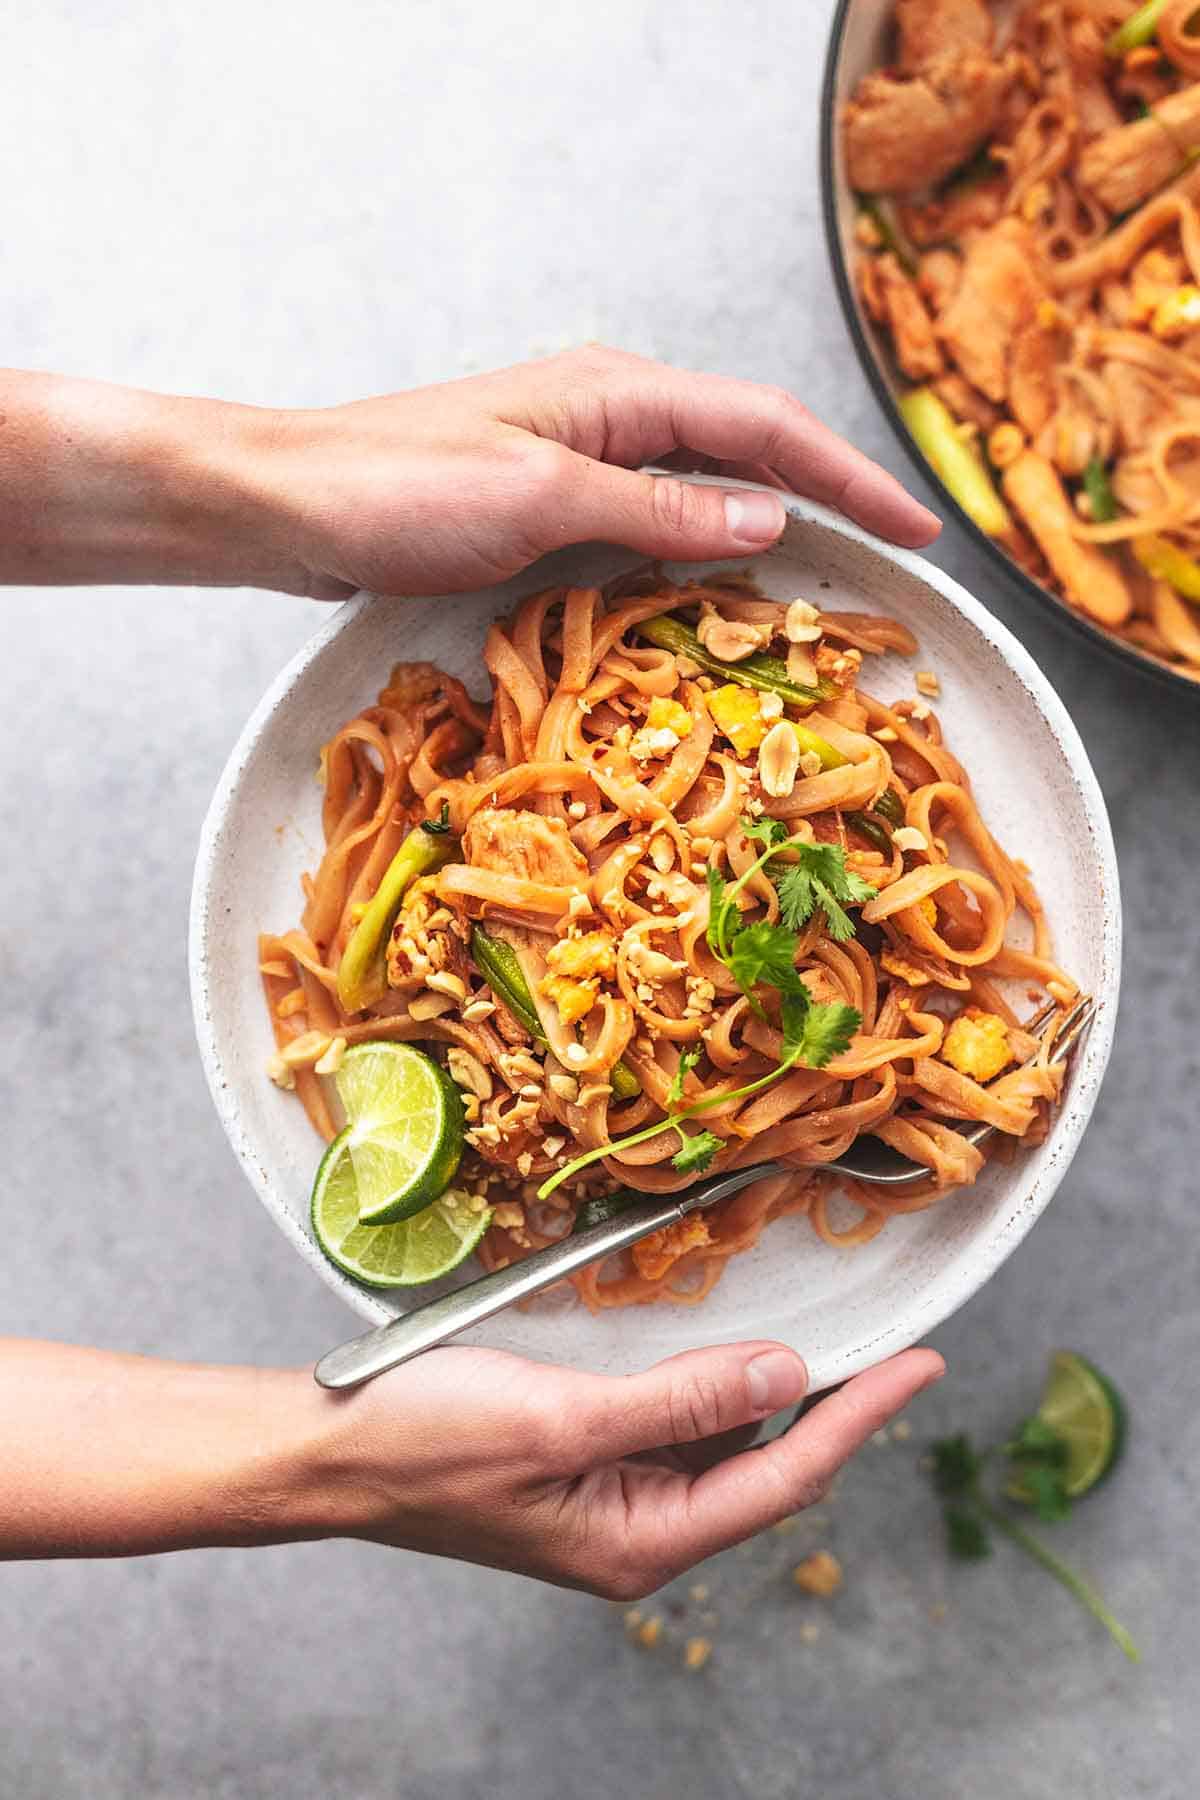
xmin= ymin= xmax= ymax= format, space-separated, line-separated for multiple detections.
xmin=863 ymin=252 xmax=944 ymax=379
xmin=895 ymin=0 xmax=992 ymax=70
xmin=932 ymin=371 xmax=1000 ymax=434
xmin=940 ymin=1010 xmax=1013 ymax=1082
xmin=844 ymin=48 xmax=1017 ymax=195
xmin=1001 ymin=451 xmax=1133 ymax=626
xmin=899 ymin=175 xmax=1006 ymax=247
xmin=918 ymin=248 xmax=962 ymax=315
xmin=1077 ymin=84 xmax=1200 ymax=215
xmin=463 ymin=807 xmax=589 ymax=887
xmin=936 ymin=221 xmax=1048 ymax=404
xmin=631 ymin=1214 xmax=712 ymax=1283
xmin=1008 ymin=321 xmax=1061 ymax=436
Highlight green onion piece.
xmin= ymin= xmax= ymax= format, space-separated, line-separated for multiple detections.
xmin=1132 ymin=533 xmax=1200 ymax=602
xmin=470 ymin=927 xmax=545 ymax=1039
xmin=470 ymin=926 xmax=641 ymax=1099
xmin=635 ymin=615 xmax=835 ymax=712
xmin=1106 ymin=0 xmax=1168 ymax=56
xmin=873 ymin=786 xmax=905 ymax=827
xmin=845 ymin=810 xmax=893 ymax=854
xmin=897 ymin=388 xmax=1013 ymax=539
xmin=336 ymin=824 xmax=458 ymax=1014
xmin=1082 ymin=456 xmax=1118 ymax=524
xmin=855 ymin=195 xmax=918 ymax=275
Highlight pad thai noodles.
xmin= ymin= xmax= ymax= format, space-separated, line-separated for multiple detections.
xmin=843 ymin=0 xmax=1200 ymax=679
xmin=260 ymin=568 xmax=1078 ymax=1308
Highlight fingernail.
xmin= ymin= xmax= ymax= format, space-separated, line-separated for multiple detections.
xmin=747 ymin=1349 xmax=808 ymax=1415
xmin=724 ymin=490 xmax=787 ymax=545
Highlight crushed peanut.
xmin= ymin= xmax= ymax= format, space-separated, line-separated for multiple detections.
xmin=408 ymin=990 xmax=457 ymax=1021
xmin=683 ymin=1637 xmax=713 ymax=1671
xmin=426 ymin=969 xmax=467 ymax=1001
xmin=461 ymin=997 xmax=496 ymax=1023
xmin=266 ymin=1052 xmax=296 ymax=1090
xmin=915 ymin=670 xmax=940 ymax=697
xmin=792 ymin=1551 xmax=843 ymax=1597
xmin=799 ymin=749 xmax=824 ymax=778
xmin=548 ymin=1072 xmax=579 ymax=1103
xmin=758 ymin=719 xmax=801 ymax=798
xmin=696 ymin=600 xmax=768 ymax=662
xmin=313 ymin=1035 xmax=347 ymax=1076
xmin=446 ymin=1046 xmax=493 ymax=1101
xmin=893 ymin=826 xmax=929 ymax=854
xmin=785 ymin=596 xmax=822 ymax=643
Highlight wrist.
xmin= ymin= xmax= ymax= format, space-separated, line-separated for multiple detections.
xmin=0 ymin=369 xmax=311 ymax=593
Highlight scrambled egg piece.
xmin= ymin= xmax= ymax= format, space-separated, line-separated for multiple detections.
xmin=881 ymin=947 xmax=929 ymax=987
xmin=632 ymin=1214 xmax=712 ymax=1282
xmin=1151 ymin=285 xmax=1200 ymax=341
xmin=705 ymin=683 xmax=769 ymax=755
xmin=546 ymin=930 xmax=616 ymax=980
xmin=539 ymin=930 xmax=617 ymax=1027
xmin=646 ymin=695 xmax=693 ymax=738
xmin=941 ymin=1010 xmax=1013 ymax=1082
xmin=917 ymin=894 xmax=937 ymax=928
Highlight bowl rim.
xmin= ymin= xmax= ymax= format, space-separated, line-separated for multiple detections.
xmin=189 ymin=494 xmax=1122 ymax=1378
xmin=818 ymin=0 xmax=1196 ymax=701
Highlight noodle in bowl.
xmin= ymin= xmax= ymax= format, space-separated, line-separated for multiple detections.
xmin=190 ymin=491 xmax=1119 ymax=1386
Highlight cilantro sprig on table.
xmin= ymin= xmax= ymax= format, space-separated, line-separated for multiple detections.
xmin=928 ymin=1419 xmax=1139 ymax=1662
xmin=539 ymin=817 xmax=871 ymax=1198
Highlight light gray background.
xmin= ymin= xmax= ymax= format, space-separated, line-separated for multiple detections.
xmin=2 ymin=2 xmax=1196 ymax=1796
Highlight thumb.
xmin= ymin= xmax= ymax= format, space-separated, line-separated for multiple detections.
xmin=580 ymin=1340 xmax=809 ymax=1462
xmin=560 ymin=459 xmax=788 ymax=561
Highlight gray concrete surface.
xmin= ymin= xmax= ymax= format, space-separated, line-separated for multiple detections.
xmin=2 ymin=2 xmax=1197 ymax=1795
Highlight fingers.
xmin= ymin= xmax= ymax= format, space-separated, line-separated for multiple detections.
xmin=578 ymin=1341 xmax=810 ymax=1464
xmin=660 ymin=1348 xmax=944 ymax=1568
xmin=517 ymin=348 xmax=941 ymax=550
xmin=556 ymin=454 xmax=789 ymax=562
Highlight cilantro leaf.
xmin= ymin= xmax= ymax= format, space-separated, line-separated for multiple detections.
xmin=667 ymin=1044 xmax=703 ymax=1108
xmin=794 ymin=1000 xmax=860 ymax=1069
xmin=1020 ymin=1465 xmax=1073 ymax=1525
xmin=931 ymin=1432 xmax=983 ymax=1498
xmin=944 ymin=1503 xmax=991 ymax=1560
xmin=725 ymin=920 xmax=806 ymax=1003
xmin=774 ymin=842 xmax=877 ymax=941
xmin=1006 ymin=1417 xmax=1068 ymax=1466
xmin=740 ymin=812 xmax=791 ymax=849
xmin=671 ymin=1128 xmax=724 ymax=1175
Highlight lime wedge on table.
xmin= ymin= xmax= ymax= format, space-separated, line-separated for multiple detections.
xmin=1007 ymin=1351 xmax=1126 ymax=1504
xmin=331 ymin=1042 xmax=464 ymax=1226
xmin=312 ymin=1139 xmax=491 ymax=1287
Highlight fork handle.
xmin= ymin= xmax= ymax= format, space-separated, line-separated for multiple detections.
xmin=314 ymin=1194 xmax=686 ymax=1389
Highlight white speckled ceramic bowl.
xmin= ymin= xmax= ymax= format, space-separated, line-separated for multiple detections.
xmin=190 ymin=494 xmax=1120 ymax=1387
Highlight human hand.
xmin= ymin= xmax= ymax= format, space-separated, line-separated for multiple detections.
xmin=246 ymin=345 xmax=940 ymax=600
xmin=313 ymin=1339 xmax=943 ymax=1595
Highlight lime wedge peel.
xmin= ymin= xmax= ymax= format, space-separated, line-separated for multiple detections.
xmin=311 ymin=1132 xmax=492 ymax=1288
xmin=334 ymin=1042 xmax=464 ymax=1227
xmin=1008 ymin=1351 xmax=1126 ymax=1504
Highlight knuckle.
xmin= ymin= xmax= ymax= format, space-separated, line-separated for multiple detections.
xmin=515 ymin=434 xmax=573 ymax=500
xmin=649 ymin=477 xmax=701 ymax=539
xmin=510 ymin=1390 xmax=566 ymax=1466
xmin=666 ymin=1370 xmax=726 ymax=1444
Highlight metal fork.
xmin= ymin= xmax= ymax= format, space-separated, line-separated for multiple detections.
xmin=314 ymin=995 xmax=1094 ymax=1389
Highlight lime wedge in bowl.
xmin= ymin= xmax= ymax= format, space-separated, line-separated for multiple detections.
xmin=1007 ymin=1350 xmax=1126 ymax=1504
xmin=332 ymin=1042 xmax=464 ymax=1226
xmin=311 ymin=1136 xmax=491 ymax=1288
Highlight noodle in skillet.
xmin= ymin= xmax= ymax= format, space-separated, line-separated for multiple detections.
xmin=260 ymin=570 xmax=1077 ymax=1308
xmin=843 ymin=0 xmax=1200 ymax=678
